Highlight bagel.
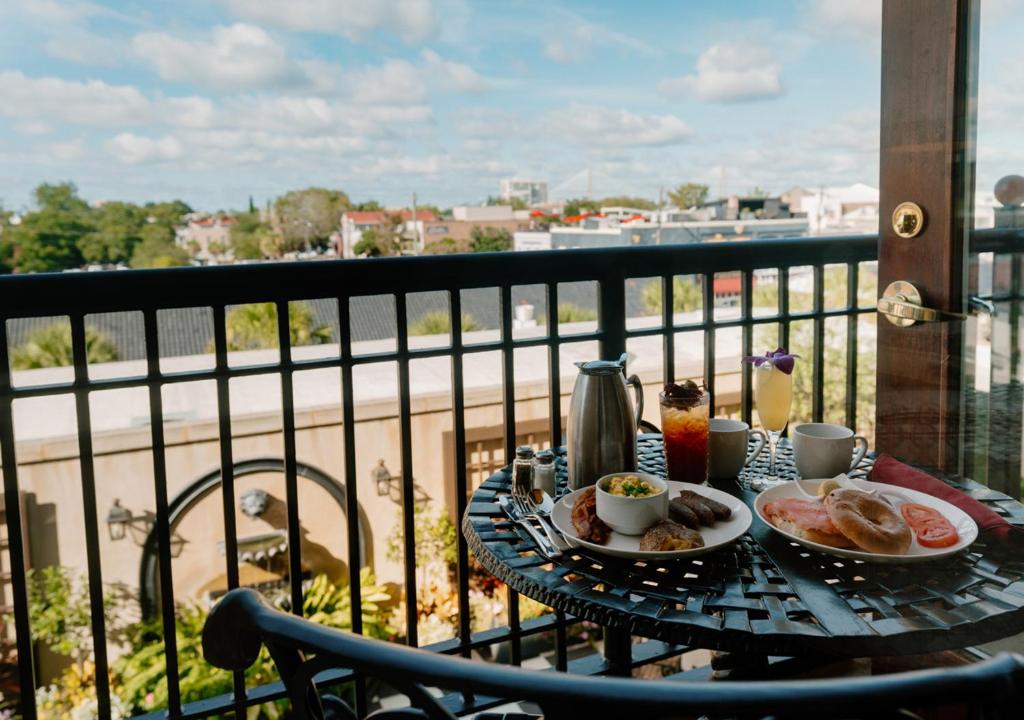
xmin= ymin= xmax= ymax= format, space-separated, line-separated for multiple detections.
xmin=823 ymin=488 xmax=912 ymax=555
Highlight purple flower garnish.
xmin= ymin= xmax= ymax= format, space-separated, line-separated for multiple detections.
xmin=742 ymin=347 xmax=799 ymax=375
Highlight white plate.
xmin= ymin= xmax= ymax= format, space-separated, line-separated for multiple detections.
xmin=551 ymin=481 xmax=752 ymax=560
xmin=754 ymin=479 xmax=978 ymax=563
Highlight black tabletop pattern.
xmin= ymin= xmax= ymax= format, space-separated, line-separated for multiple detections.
xmin=463 ymin=435 xmax=1024 ymax=657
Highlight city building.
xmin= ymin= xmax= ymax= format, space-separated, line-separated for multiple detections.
xmin=542 ymin=215 xmax=809 ymax=249
xmin=782 ymin=183 xmax=880 ymax=235
xmin=499 ymin=178 xmax=548 ymax=206
xmin=175 ymin=213 xmax=236 ymax=262
xmin=339 ymin=209 xmax=437 ymax=257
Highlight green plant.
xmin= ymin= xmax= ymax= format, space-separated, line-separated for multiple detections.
xmin=386 ymin=506 xmax=458 ymax=570
xmin=302 ymin=569 xmax=398 ymax=641
xmin=217 ymin=301 xmax=331 ymax=351
xmin=641 ymin=277 xmax=702 ymax=315
xmin=10 ymin=323 xmax=119 ymax=370
xmin=468 ymin=226 xmax=511 ymax=253
xmin=408 ymin=311 xmax=479 ymax=336
xmin=556 ymin=303 xmax=596 ymax=324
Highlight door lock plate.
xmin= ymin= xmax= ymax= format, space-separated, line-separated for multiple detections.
xmin=892 ymin=202 xmax=925 ymax=238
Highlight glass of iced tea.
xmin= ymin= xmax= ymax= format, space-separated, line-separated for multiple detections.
xmin=660 ymin=380 xmax=710 ymax=485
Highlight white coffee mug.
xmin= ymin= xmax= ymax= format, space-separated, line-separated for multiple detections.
xmin=791 ymin=423 xmax=868 ymax=479
xmin=709 ymin=418 xmax=767 ymax=479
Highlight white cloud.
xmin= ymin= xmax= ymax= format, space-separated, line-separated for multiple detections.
xmin=803 ymin=0 xmax=881 ymax=42
xmin=131 ymin=24 xmax=307 ymax=92
xmin=541 ymin=11 xmax=651 ymax=65
xmin=348 ymin=59 xmax=426 ymax=106
xmin=49 ymin=138 xmax=86 ymax=161
xmin=43 ymin=30 xmax=119 ymax=66
xmin=221 ymin=0 xmax=443 ymax=44
xmin=0 ymin=71 xmax=214 ymax=130
xmin=420 ymin=49 xmax=487 ymax=93
xmin=14 ymin=121 xmax=52 ymax=136
xmin=0 ymin=71 xmax=152 ymax=125
xmin=659 ymin=44 xmax=782 ymax=103
xmin=553 ymin=104 xmax=692 ymax=147
xmin=105 ymin=133 xmax=184 ymax=164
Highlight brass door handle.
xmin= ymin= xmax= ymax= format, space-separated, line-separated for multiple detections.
xmin=878 ymin=281 xmax=966 ymax=327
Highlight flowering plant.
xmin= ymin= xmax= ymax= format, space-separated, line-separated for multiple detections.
xmin=742 ymin=347 xmax=798 ymax=375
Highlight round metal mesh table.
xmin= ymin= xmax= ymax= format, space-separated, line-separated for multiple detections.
xmin=463 ymin=435 xmax=1024 ymax=657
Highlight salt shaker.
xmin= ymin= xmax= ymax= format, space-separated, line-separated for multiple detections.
xmin=533 ymin=450 xmax=556 ymax=497
xmin=512 ymin=446 xmax=535 ymax=496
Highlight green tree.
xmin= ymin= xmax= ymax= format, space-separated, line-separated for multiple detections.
xmin=409 ymin=310 xmax=479 ymax=335
xmin=129 ymin=224 xmax=189 ymax=268
xmin=747 ymin=186 xmax=771 ymax=198
xmin=10 ymin=322 xmax=119 ymax=369
xmin=422 ymin=237 xmax=466 ymax=254
xmin=143 ymin=200 xmax=191 ymax=228
xmin=641 ymin=277 xmax=702 ymax=315
xmin=469 ymin=226 xmax=512 ymax=253
xmin=219 ymin=301 xmax=331 ymax=351
xmin=486 ymin=195 xmax=526 ymax=210
xmin=353 ymin=217 xmax=403 ymax=257
xmin=562 ymin=198 xmax=600 ymax=217
xmin=598 ymin=195 xmax=657 ymax=210
xmin=230 ymin=211 xmax=274 ymax=260
xmin=667 ymin=182 xmax=709 ymax=209
xmin=79 ymin=201 xmax=145 ymax=265
xmin=353 ymin=200 xmax=382 ymax=211
xmin=275 ymin=187 xmax=350 ymax=251
xmin=12 ymin=182 xmax=91 ymax=272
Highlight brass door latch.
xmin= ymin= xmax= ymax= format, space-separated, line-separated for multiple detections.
xmin=877 ymin=281 xmax=967 ymax=327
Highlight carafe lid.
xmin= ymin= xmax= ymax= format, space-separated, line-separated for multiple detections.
xmin=576 ymin=358 xmax=625 ymax=375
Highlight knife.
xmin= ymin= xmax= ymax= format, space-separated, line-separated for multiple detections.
xmin=499 ymin=495 xmax=561 ymax=558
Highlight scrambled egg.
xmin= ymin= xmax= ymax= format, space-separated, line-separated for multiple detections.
xmin=606 ymin=476 xmax=662 ymax=498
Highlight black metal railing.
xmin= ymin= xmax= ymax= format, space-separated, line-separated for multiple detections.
xmin=0 ymin=230 xmax=1019 ymax=720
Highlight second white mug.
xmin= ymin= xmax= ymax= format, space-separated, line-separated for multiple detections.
xmin=791 ymin=422 xmax=868 ymax=479
xmin=709 ymin=418 xmax=767 ymax=479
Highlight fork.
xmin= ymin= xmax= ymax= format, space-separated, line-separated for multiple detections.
xmin=510 ymin=485 xmax=563 ymax=557
xmin=512 ymin=492 xmax=569 ymax=552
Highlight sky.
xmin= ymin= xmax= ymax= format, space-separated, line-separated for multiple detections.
xmin=0 ymin=0 xmax=1020 ymax=213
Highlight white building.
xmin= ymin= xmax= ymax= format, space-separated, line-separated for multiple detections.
xmin=784 ymin=183 xmax=880 ymax=235
xmin=499 ymin=178 xmax=549 ymax=206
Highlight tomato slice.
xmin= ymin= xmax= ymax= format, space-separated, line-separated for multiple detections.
xmin=900 ymin=503 xmax=959 ymax=548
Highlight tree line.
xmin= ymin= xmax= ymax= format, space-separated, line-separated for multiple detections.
xmin=0 ymin=182 xmax=191 ymax=273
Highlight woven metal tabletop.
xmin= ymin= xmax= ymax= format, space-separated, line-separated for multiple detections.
xmin=463 ymin=435 xmax=1024 ymax=657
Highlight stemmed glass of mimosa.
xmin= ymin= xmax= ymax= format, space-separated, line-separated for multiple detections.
xmin=743 ymin=348 xmax=797 ymax=490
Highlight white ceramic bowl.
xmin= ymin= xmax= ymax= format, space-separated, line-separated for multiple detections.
xmin=595 ymin=472 xmax=669 ymax=535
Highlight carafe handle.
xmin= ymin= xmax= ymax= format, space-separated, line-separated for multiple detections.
xmin=626 ymin=374 xmax=644 ymax=431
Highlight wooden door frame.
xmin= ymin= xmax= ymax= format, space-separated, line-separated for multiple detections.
xmin=875 ymin=0 xmax=979 ymax=471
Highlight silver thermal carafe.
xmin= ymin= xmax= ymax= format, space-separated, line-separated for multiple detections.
xmin=566 ymin=353 xmax=644 ymax=490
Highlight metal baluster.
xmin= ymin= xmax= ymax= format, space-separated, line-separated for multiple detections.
xmin=846 ymin=263 xmax=860 ymax=430
xmin=702 ymin=274 xmax=715 ymax=416
xmin=500 ymin=284 xmax=522 ymax=665
xmin=396 ymin=294 xmax=418 ymax=647
xmin=338 ymin=297 xmax=367 ymax=716
xmin=211 ymin=304 xmax=246 ymax=711
xmin=70 ymin=314 xmax=111 ymax=720
xmin=0 ymin=323 xmax=36 ymax=720
xmin=812 ymin=265 xmax=825 ymax=423
xmin=276 ymin=300 xmax=304 ymax=615
xmin=449 ymin=290 xmax=472 ymax=656
xmin=663 ymin=275 xmax=675 ymax=386
xmin=547 ymin=283 xmax=562 ymax=447
xmin=779 ymin=267 xmax=791 ymax=352
xmin=742 ymin=271 xmax=754 ymax=425
xmin=142 ymin=310 xmax=181 ymax=715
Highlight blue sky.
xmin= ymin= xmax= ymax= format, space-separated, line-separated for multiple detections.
xmin=0 ymin=1 xmax=1019 ymax=212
